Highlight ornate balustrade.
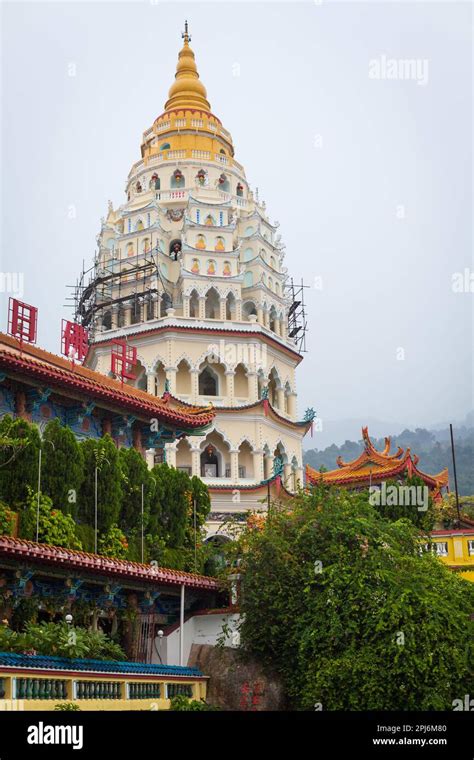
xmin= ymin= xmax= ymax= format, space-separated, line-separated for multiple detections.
xmin=0 ymin=653 xmax=207 ymax=711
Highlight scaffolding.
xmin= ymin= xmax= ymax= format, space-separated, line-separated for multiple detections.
xmin=285 ymin=277 xmax=308 ymax=353
xmin=66 ymin=245 xmax=173 ymax=340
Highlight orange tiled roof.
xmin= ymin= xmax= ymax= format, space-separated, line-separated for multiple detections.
xmin=306 ymin=426 xmax=449 ymax=493
xmin=0 ymin=333 xmax=214 ymax=430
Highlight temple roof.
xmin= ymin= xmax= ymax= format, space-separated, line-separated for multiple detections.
xmin=0 ymin=536 xmax=220 ymax=591
xmin=0 ymin=333 xmax=214 ymax=432
xmin=306 ymin=426 xmax=449 ymax=494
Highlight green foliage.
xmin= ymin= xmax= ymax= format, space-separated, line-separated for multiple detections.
xmin=169 ymin=695 xmax=216 ymax=711
xmin=369 ymin=475 xmax=436 ymax=531
xmin=118 ymin=447 xmax=151 ymax=533
xmin=98 ymin=524 xmax=128 ymax=559
xmin=0 ymin=500 xmax=15 ymax=536
xmin=227 ymin=486 xmax=474 ymax=710
xmin=0 ymin=621 xmax=126 ymax=660
xmin=54 ymin=702 xmax=81 ymax=711
xmin=79 ymin=436 xmax=122 ymax=532
xmin=41 ymin=419 xmax=84 ymax=516
xmin=0 ymin=416 xmax=40 ymax=505
xmin=20 ymin=487 xmax=82 ymax=549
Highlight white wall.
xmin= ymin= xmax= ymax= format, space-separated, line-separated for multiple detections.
xmin=152 ymin=612 xmax=240 ymax=666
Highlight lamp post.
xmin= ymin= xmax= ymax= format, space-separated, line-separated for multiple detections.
xmin=94 ymin=456 xmax=110 ymax=554
xmin=36 ymin=439 xmax=55 ymax=543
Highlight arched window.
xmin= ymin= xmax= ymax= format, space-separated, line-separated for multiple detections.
xmin=199 ymin=365 xmax=218 ymax=396
xmin=223 ymin=261 xmax=231 ymax=276
xmin=218 ymin=173 xmax=230 ymax=192
xmin=189 ymin=290 xmax=200 ymax=318
xmin=196 ymin=234 xmax=206 ymax=250
xmin=135 ymin=219 xmax=144 ymax=231
xmin=243 ymin=248 xmax=253 ymax=262
xmin=205 ymin=214 xmax=215 ymax=226
xmin=206 ymin=260 xmax=217 ymax=275
xmin=126 ymin=242 xmax=134 ymax=258
xmin=242 ymin=301 xmax=257 ymax=320
xmin=102 ymin=311 xmax=112 ymax=330
xmin=136 ymin=182 xmax=142 ymax=194
xmin=142 ymin=238 xmax=150 ymax=253
xmin=215 ymin=236 xmax=225 ymax=251
xmin=236 ymin=183 xmax=244 ymax=197
xmin=160 ymin=142 xmax=171 ymax=151
xmin=171 ymin=169 xmax=184 ymax=188
xmin=225 ymin=292 xmax=236 ymax=320
xmin=243 ymin=271 xmax=253 ymax=288
xmin=234 ymin=364 xmax=249 ymax=399
xmin=269 ymin=306 xmax=277 ymax=332
xmin=160 ymin=292 xmax=172 ymax=317
xmin=205 ymin=287 xmax=220 ymax=318
xmin=150 ymin=173 xmax=160 ymax=190
xmin=238 ymin=440 xmax=254 ymax=479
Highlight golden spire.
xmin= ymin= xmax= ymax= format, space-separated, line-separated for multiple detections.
xmin=164 ymin=22 xmax=211 ymax=112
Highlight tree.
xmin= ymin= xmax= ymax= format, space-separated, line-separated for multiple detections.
xmin=78 ymin=436 xmax=122 ymax=533
xmin=118 ymin=446 xmax=151 ymax=533
xmin=150 ymin=463 xmax=189 ymax=547
xmin=227 ymin=485 xmax=474 ymax=710
xmin=0 ymin=416 xmax=40 ymax=505
xmin=41 ymin=419 xmax=84 ymax=516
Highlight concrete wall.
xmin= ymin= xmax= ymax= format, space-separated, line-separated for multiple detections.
xmin=152 ymin=611 xmax=240 ymax=667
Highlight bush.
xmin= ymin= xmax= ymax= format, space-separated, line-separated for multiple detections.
xmin=19 ymin=487 xmax=82 ymax=549
xmin=0 ymin=621 xmax=126 ymax=661
xmin=169 ymin=695 xmax=216 ymax=711
xmin=54 ymin=702 xmax=81 ymax=711
xmin=0 ymin=501 xmax=15 ymax=536
xmin=98 ymin=524 xmax=128 ymax=559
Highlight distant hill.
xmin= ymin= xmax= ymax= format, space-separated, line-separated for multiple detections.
xmin=303 ymin=426 xmax=474 ymax=496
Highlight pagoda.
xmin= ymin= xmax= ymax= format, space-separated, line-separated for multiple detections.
xmin=305 ymin=427 xmax=449 ymax=502
xmin=76 ymin=25 xmax=314 ymax=536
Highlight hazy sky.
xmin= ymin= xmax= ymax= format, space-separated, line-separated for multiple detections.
xmin=1 ymin=1 xmax=472 ymax=440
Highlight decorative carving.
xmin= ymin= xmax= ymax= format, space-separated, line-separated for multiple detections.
xmin=166 ymin=208 xmax=185 ymax=222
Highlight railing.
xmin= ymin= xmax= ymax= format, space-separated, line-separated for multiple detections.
xmin=0 ymin=654 xmax=207 ymax=710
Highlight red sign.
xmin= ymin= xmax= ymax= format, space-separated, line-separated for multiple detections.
xmin=111 ymin=339 xmax=137 ymax=382
xmin=8 ymin=298 xmax=38 ymax=345
xmin=61 ymin=320 xmax=89 ymax=363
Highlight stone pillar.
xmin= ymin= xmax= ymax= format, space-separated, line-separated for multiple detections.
xmin=295 ymin=466 xmax=304 ymax=490
xmin=190 ymin=368 xmax=200 ymax=400
xmin=230 ymin=449 xmax=239 ymax=481
xmin=274 ymin=318 xmax=281 ymax=336
xmin=101 ymin=418 xmax=112 ymax=437
xmin=283 ymin=462 xmax=292 ymax=489
xmin=256 ymin=304 xmax=264 ymax=326
xmin=146 ymin=372 xmax=156 ymax=396
xmin=182 ymin=294 xmax=190 ymax=318
xmin=166 ymin=443 xmax=177 ymax=468
xmin=225 ymin=370 xmax=235 ymax=405
xmin=287 ymin=392 xmax=297 ymax=419
xmin=124 ymin=302 xmax=132 ymax=327
xmin=199 ymin=296 xmax=206 ymax=320
xmin=276 ymin=386 xmax=285 ymax=411
xmin=164 ymin=366 xmax=177 ymax=395
xmin=111 ymin=306 xmax=119 ymax=330
xmin=191 ymin=447 xmax=201 ymax=478
xmin=281 ymin=318 xmax=288 ymax=341
xmin=247 ymin=371 xmax=259 ymax=402
xmin=139 ymin=300 xmax=146 ymax=323
xmin=263 ymin=309 xmax=270 ymax=329
xmin=219 ymin=297 xmax=227 ymax=321
xmin=264 ymin=454 xmax=273 ymax=479
xmin=235 ymin=299 xmax=242 ymax=321
xmin=252 ymin=449 xmax=264 ymax=482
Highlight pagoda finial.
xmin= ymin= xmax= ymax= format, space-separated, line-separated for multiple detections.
xmin=182 ymin=19 xmax=191 ymax=45
xmin=164 ymin=22 xmax=210 ymax=112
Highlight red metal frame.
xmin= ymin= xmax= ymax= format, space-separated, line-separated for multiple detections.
xmin=61 ymin=320 xmax=89 ymax=363
xmin=111 ymin=339 xmax=138 ymax=383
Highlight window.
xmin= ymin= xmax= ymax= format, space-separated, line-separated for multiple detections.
xmin=468 ymin=540 xmax=474 ymax=556
xmin=128 ymin=219 xmax=132 ymax=233
xmin=147 ymin=213 xmax=151 ymax=227
xmin=219 ymin=211 xmax=224 ymax=226
xmin=160 ymin=143 xmax=171 ymax=151
xmin=434 ymin=542 xmax=448 ymax=557
xmin=196 ymin=209 xmax=200 ymax=223
xmin=199 ymin=366 xmax=218 ymax=396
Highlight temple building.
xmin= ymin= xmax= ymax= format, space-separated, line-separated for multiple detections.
xmin=305 ymin=427 xmax=450 ymax=502
xmin=75 ymin=25 xmax=314 ymax=535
